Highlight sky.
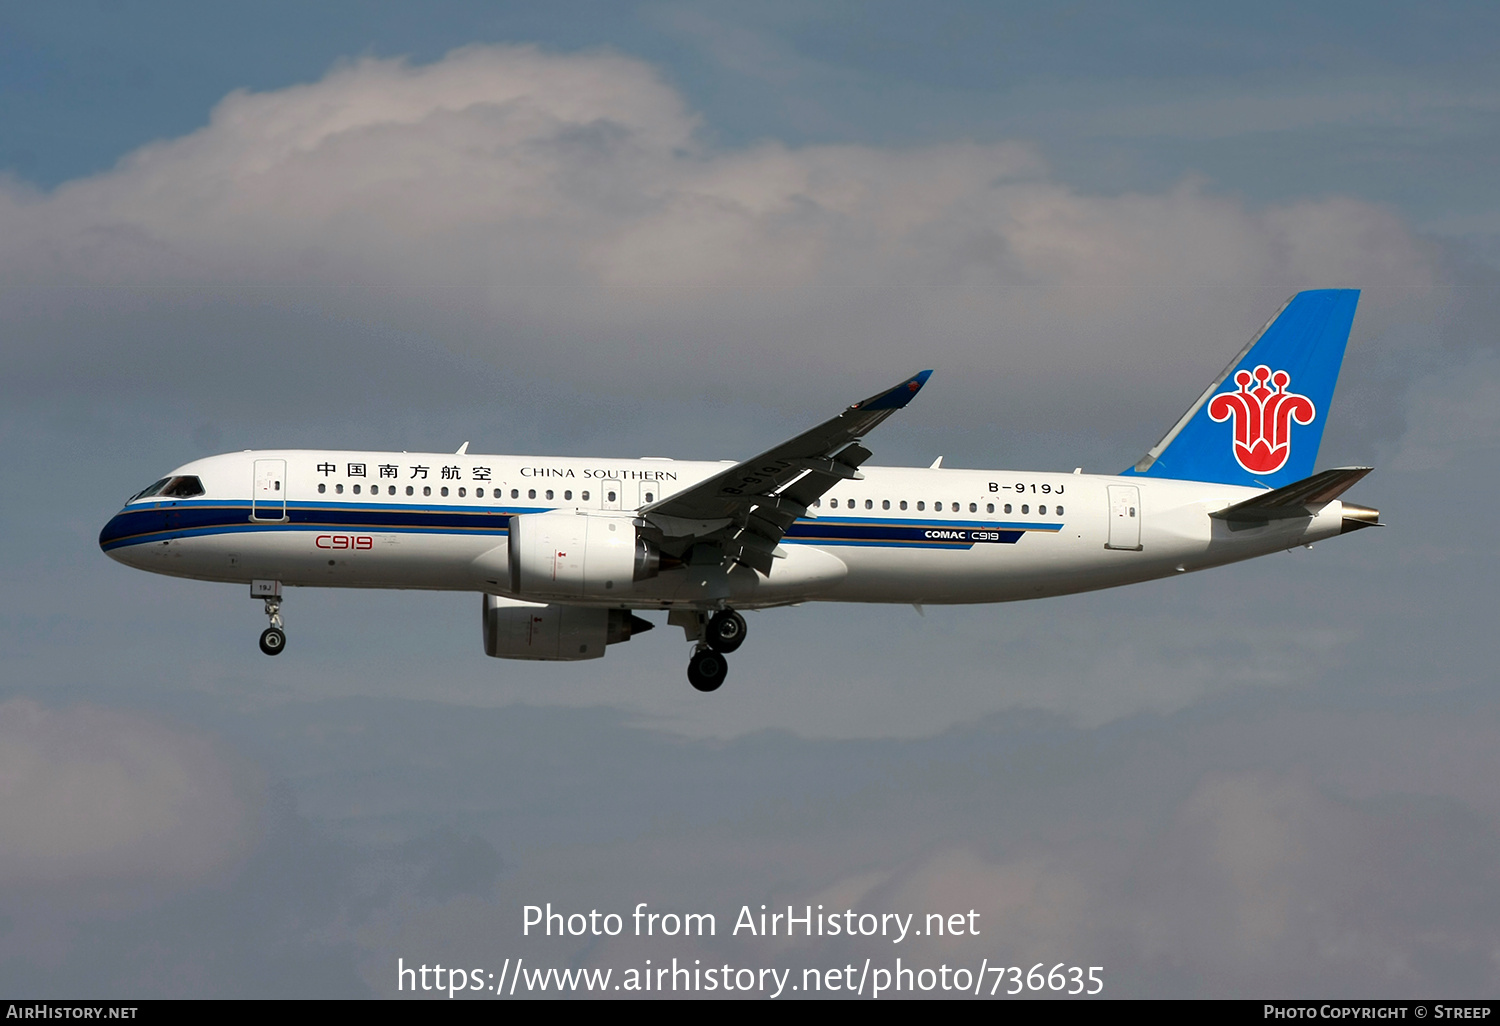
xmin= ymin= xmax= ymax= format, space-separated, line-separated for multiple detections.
xmin=1 ymin=1 xmax=1498 ymax=999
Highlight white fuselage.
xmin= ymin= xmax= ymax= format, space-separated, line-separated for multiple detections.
xmin=101 ymin=449 xmax=1350 ymax=609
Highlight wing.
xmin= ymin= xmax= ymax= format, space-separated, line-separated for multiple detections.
xmin=638 ymin=370 xmax=933 ymax=574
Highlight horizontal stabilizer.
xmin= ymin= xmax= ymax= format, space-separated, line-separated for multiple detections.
xmin=1212 ymin=466 xmax=1373 ymax=525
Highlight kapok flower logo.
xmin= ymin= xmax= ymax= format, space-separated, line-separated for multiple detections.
xmin=1207 ymin=365 xmax=1316 ymax=475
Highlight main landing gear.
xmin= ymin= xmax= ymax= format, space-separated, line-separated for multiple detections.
xmin=253 ymin=580 xmax=286 ymax=656
xmin=676 ymin=608 xmax=748 ymax=692
xmin=687 ymin=648 xmax=728 ymax=693
xmin=706 ymin=608 xmax=747 ymax=653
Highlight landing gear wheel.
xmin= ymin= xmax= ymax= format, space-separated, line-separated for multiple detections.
xmin=259 ymin=626 xmax=286 ymax=656
xmin=687 ymin=648 xmax=728 ymax=692
xmin=706 ymin=609 xmax=747 ymax=653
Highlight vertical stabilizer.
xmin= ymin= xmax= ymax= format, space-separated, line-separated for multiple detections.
xmin=1121 ymin=289 xmax=1359 ymax=488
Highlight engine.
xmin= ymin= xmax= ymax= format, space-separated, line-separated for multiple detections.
xmin=482 ymin=594 xmax=653 ymax=661
xmin=507 ymin=510 xmax=660 ymax=600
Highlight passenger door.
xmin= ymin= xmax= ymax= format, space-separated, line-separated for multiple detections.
xmin=1106 ymin=484 xmax=1142 ymax=551
xmin=252 ymin=459 xmax=288 ymax=522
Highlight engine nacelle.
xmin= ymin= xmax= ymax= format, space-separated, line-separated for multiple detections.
xmin=482 ymin=594 xmax=653 ymax=661
xmin=507 ymin=510 xmax=659 ymax=600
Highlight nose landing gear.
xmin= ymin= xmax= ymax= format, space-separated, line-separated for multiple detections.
xmin=253 ymin=580 xmax=286 ymax=656
xmin=259 ymin=622 xmax=286 ymax=655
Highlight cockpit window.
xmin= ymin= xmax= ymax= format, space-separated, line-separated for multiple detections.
xmin=128 ymin=475 xmax=205 ymax=502
xmin=127 ymin=479 xmax=170 ymax=503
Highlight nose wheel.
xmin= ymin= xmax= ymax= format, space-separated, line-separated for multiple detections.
xmin=258 ymin=591 xmax=286 ymax=656
xmin=259 ymin=626 xmax=286 ymax=655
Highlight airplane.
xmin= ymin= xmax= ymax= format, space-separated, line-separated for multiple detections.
xmin=100 ymin=289 xmax=1378 ymax=693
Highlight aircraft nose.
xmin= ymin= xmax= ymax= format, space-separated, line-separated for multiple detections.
xmin=99 ymin=511 xmax=135 ymax=561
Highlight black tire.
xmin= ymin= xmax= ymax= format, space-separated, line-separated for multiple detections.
xmin=687 ymin=649 xmax=728 ymax=692
xmin=706 ymin=609 xmax=747 ymax=653
xmin=259 ymin=627 xmax=286 ymax=656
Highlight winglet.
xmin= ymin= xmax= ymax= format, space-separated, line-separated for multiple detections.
xmin=852 ymin=370 xmax=933 ymax=412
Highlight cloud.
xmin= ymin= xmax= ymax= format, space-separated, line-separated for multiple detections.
xmin=0 ymin=699 xmax=258 ymax=885
xmin=0 ymin=44 xmax=1439 ymax=431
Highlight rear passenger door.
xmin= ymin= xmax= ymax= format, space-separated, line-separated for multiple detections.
xmin=1105 ymin=485 xmax=1141 ymax=551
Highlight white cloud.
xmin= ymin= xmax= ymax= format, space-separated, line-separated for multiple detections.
xmin=0 ymin=45 xmax=1438 ymax=421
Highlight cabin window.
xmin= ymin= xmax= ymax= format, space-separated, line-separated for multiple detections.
xmin=335 ymin=483 xmax=344 ymax=494
xmin=545 ymin=490 xmax=554 ymax=500
xmin=829 ymin=498 xmax=838 ymax=508
xmin=405 ymin=485 xmax=413 ymax=496
xmin=900 ymin=500 xmax=907 ymax=510
xmin=644 ymin=491 xmax=654 ymax=503
xmin=441 ymin=487 xmax=449 ymax=497
xmin=476 ymin=488 xmax=485 ymax=498
xmin=1039 ymin=505 xmax=1047 ymax=515
xmin=528 ymin=489 xmax=536 ymax=500
xmin=882 ymin=500 xmax=890 ymax=510
xmin=607 ymin=491 xmax=617 ymax=503
xmin=318 ymin=483 xmax=326 ymax=494
xmin=865 ymin=499 xmax=873 ymax=509
xmin=423 ymin=486 xmax=431 ymax=497
xmin=917 ymin=501 xmax=925 ymax=511
xmin=459 ymin=487 xmax=467 ymax=497
xmin=581 ymin=491 xmax=590 ymax=501
xmin=1004 ymin=503 xmax=1012 ymax=513
xmin=511 ymin=489 xmax=519 ymax=499
xmin=986 ymin=503 xmax=994 ymax=513
xmin=352 ymin=484 xmax=361 ymax=495
xmin=388 ymin=485 xmax=396 ymax=495
xmin=969 ymin=502 xmax=977 ymax=513
xmin=565 ymin=490 xmax=573 ymax=500
xmin=1021 ymin=504 xmax=1029 ymax=514
xmin=1056 ymin=505 xmax=1064 ymax=515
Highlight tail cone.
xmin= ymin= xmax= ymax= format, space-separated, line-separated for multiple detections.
xmin=1341 ymin=502 xmax=1381 ymax=533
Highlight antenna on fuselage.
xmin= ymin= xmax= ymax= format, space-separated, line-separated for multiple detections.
xmin=456 ymin=442 xmax=470 ymax=455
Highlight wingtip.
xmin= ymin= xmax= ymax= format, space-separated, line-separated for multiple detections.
xmin=899 ymin=369 xmax=934 ymax=404
xmin=894 ymin=369 xmax=934 ymax=406
xmin=851 ymin=370 xmax=935 ymax=411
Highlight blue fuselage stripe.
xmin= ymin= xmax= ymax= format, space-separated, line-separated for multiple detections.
xmin=100 ymin=501 xmax=1062 ymax=551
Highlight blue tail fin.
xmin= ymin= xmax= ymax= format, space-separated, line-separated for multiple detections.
xmin=1121 ymin=289 xmax=1360 ymax=488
